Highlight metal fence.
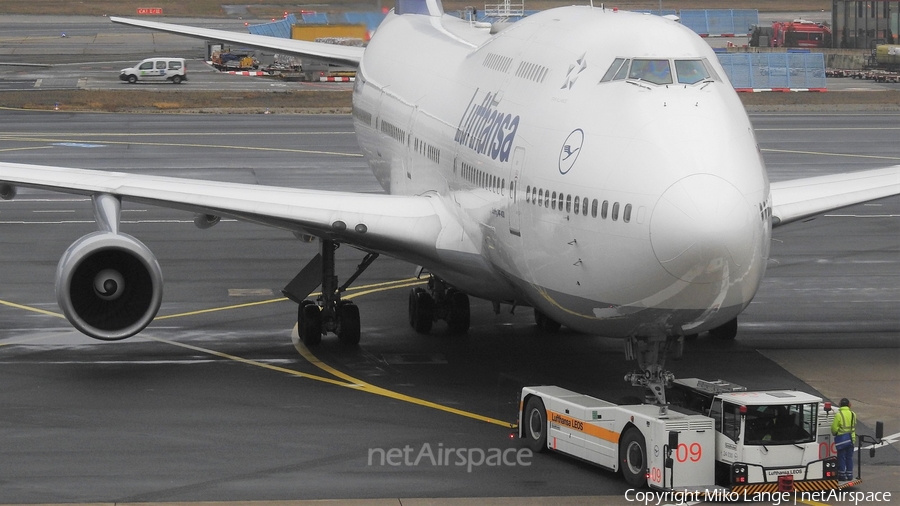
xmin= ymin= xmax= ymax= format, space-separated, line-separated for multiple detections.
xmin=247 ymin=14 xmax=297 ymax=38
xmin=680 ymin=9 xmax=759 ymax=36
xmin=717 ymin=52 xmax=827 ymax=90
xmin=301 ymin=12 xmax=330 ymax=24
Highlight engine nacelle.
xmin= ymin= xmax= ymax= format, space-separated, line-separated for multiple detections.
xmin=56 ymin=232 xmax=163 ymax=340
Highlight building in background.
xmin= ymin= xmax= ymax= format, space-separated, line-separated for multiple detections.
xmin=833 ymin=0 xmax=900 ymax=48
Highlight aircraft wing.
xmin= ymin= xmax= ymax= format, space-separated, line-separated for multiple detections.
xmin=770 ymin=165 xmax=900 ymax=227
xmin=0 ymin=162 xmax=457 ymax=265
xmin=109 ymin=16 xmax=364 ymax=67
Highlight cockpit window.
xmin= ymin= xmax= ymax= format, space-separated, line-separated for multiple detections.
xmin=629 ymin=59 xmax=672 ymax=85
xmin=601 ymin=58 xmax=720 ymax=87
xmin=675 ymin=60 xmax=710 ymax=84
xmin=600 ymin=58 xmax=626 ymax=82
xmin=613 ymin=59 xmax=631 ymax=80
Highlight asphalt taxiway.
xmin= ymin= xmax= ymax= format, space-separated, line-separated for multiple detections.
xmin=0 ymin=111 xmax=897 ymax=504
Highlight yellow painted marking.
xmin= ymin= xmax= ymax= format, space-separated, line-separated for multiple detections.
xmin=293 ymin=333 xmax=514 ymax=428
xmin=0 ymin=277 xmax=514 ymax=429
xmin=154 ymin=297 xmax=290 ymax=320
xmin=0 ymin=146 xmax=54 ymax=153
xmin=761 ymin=147 xmax=900 ymax=162
xmin=148 ymin=336 xmax=359 ymax=389
xmin=154 ymin=278 xmax=426 ymax=320
xmin=0 ymin=335 xmax=57 ymax=347
xmin=0 ymin=299 xmax=66 ymax=318
xmin=0 ymin=135 xmax=362 ymax=158
xmin=0 ymin=131 xmax=354 ymax=137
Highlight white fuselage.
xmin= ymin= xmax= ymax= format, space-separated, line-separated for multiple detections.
xmin=351 ymin=7 xmax=771 ymax=338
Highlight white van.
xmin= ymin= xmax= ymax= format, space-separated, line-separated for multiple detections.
xmin=120 ymin=58 xmax=187 ymax=84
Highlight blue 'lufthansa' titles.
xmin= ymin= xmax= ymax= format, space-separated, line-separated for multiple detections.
xmin=454 ymin=90 xmax=520 ymax=163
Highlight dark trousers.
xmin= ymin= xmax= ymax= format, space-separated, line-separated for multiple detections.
xmin=835 ymin=433 xmax=854 ymax=479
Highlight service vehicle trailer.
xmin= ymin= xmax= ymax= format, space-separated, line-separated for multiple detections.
xmin=519 ymin=382 xmax=851 ymax=493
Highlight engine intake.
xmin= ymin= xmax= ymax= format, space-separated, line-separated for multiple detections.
xmin=56 ymin=232 xmax=163 ymax=340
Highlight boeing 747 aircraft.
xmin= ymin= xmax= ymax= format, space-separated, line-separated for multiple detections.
xmin=1 ymin=0 xmax=899 ymax=404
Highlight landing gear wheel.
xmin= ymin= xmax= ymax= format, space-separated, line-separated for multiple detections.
xmin=446 ymin=290 xmax=470 ymax=335
xmin=534 ymin=309 xmax=561 ymax=332
xmin=298 ymin=300 xmax=322 ymax=346
xmin=620 ymin=428 xmax=648 ymax=488
xmin=710 ymin=317 xmax=738 ymax=340
xmin=336 ymin=301 xmax=360 ymax=346
xmin=408 ymin=287 xmax=434 ymax=334
xmin=524 ymin=396 xmax=548 ymax=453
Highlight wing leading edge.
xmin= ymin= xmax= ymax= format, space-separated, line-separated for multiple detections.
xmin=770 ymin=165 xmax=900 ymax=227
xmin=109 ymin=16 xmax=364 ymax=67
xmin=0 ymin=162 xmax=474 ymax=268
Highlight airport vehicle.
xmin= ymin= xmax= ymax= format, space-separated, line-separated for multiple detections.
xmin=211 ymin=51 xmax=258 ymax=71
xmin=750 ymin=20 xmax=832 ymax=48
xmin=771 ymin=20 xmax=832 ymax=48
xmin=875 ymin=44 xmax=900 ymax=66
xmin=520 ymin=380 xmax=874 ymax=493
xmin=119 ymin=57 xmax=187 ymax=84
xmin=2 ymin=2 xmax=900 ymax=403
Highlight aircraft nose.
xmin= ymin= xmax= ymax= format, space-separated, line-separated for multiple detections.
xmin=650 ymin=174 xmax=756 ymax=284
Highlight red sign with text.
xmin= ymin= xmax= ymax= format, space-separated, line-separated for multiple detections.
xmin=137 ymin=8 xmax=163 ymax=15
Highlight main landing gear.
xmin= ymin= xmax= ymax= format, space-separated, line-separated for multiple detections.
xmin=283 ymin=239 xmax=378 ymax=347
xmin=408 ymin=274 xmax=471 ymax=335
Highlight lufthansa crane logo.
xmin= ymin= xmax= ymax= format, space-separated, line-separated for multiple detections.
xmin=559 ymin=129 xmax=584 ymax=174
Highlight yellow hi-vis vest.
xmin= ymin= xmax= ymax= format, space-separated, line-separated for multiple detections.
xmin=831 ymin=405 xmax=857 ymax=445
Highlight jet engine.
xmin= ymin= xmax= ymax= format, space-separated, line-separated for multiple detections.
xmin=55 ymin=231 xmax=163 ymax=340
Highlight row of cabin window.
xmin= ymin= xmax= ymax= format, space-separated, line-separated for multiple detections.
xmin=460 ymin=162 xmax=505 ymax=195
xmin=525 ymin=185 xmax=633 ymax=223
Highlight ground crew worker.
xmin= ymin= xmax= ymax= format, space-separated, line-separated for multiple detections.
xmin=831 ymin=398 xmax=857 ymax=480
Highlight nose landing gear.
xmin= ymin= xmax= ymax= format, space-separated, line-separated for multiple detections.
xmin=624 ymin=335 xmax=683 ymax=406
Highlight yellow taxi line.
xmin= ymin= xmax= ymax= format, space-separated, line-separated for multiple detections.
xmin=761 ymin=147 xmax=900 ymax=161
xmin=0 ymin=135 xmax=362 ymax=157
xmin=147 ymin=335 xmax=360 ymax=389
xmin=0 ymin=277 xmax=515 ymax=429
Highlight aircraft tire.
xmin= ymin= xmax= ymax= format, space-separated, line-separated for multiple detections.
xmin=524 ymin=396 xmax=548 ymax=453
xmin=534 ymin=309 xmax=561 ymax=332
xmin=620 ymin=428 xmax=648 ymax=488
xmin=337 ymin=301 xmax=361 ymax=346
xmin=446 ymin=290 xmax=470 ymax=335
xmin=299 ymin=301 xmax=322 ymax=346
xmin=710 ymin=317 xmax=738 ymax=340
xmin=409 ymin=288 xmax=433 ymax=334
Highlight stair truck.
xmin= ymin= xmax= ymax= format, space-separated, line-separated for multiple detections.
xmin=518 ymin=379 xmax=881 ymax=494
